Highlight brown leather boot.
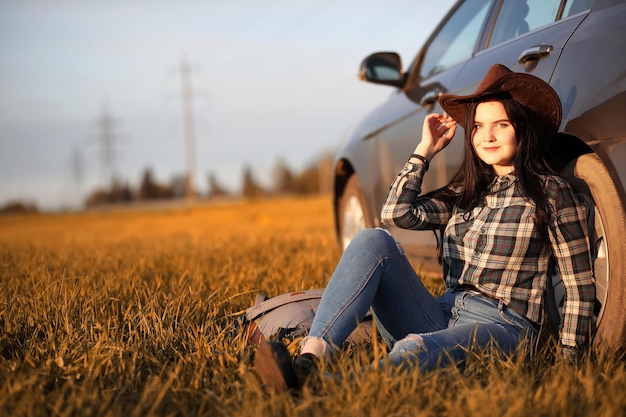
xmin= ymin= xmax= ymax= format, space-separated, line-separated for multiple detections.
xmin=253 ymin=342 xmax=317 ymax=392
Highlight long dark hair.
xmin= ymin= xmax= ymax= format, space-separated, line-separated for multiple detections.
xmin=431 ymin=94 xmax=557 ymax=261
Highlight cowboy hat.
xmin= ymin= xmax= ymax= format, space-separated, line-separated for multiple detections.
xmin=439 ymin=64 xmax=562 ymax=134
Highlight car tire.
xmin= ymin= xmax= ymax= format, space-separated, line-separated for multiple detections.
xmin=561 ymin=153 xmax=626 ymax=350
xmin=337 ymin=175 xmax=372 ymax=250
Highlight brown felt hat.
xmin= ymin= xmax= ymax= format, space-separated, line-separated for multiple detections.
xmin=439 ymin=64 xmax=562 ymax=134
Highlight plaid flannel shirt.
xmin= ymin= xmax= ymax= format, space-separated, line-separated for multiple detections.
xmin=381 ymin=156 xmax=595 ymax=349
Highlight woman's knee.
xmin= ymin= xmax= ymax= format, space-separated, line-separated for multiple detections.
xmin=348 ymin=228 xmax=404 ymax=257
xmin=382 ymin=334 xmax=429 ymax=370
xmin=389 ymin=333 xmax=428 ymax=356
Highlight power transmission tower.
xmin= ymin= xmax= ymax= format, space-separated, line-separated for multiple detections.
xmin=70 ymin=144 xmax=84 ymax=208
xmin=180 ymin=55 xmax=197 ymax=200
xmin=92 ymin=101 xmax=123 ymax=188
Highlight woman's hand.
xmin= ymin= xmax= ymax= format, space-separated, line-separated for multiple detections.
xmin=413 ymin=113 xmax=457 ymax=161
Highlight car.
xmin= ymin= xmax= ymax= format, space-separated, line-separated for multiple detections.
xmin=331 ymin=0 xmax=626 ymax=350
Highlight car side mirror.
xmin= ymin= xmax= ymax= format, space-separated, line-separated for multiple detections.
xmin=357 ymin=52 xmax=404 ymax=87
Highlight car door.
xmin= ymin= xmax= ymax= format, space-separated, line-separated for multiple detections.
xmin=361 ymin=0 xmax=495 ymax=269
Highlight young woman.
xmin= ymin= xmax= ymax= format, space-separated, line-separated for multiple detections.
xmin=253 ymin=64 xmax=596 ymax=391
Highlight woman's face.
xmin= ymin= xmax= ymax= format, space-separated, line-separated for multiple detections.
xmin=471 ymin=100 xmax=518 ymax=176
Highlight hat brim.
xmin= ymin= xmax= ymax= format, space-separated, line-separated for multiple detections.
xmin=439 ymin=70 xmax=562 ymax=134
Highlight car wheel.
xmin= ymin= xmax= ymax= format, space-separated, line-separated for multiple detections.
xmin=337 ymin=175 xmax=372 ymax=250
xmin=561 ymin=153 xmax=626 ymax=350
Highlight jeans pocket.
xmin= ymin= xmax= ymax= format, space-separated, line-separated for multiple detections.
xmin=496 ymin=300 xmax=529 ymax=332
xmin=449 ymin=290 xmax=477 ymax=327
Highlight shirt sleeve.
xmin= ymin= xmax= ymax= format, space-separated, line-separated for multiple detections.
xmin=546 ymin=177 xmax=595 ymax=350
xmin=380 ymin=157 xmax=454 ymax=230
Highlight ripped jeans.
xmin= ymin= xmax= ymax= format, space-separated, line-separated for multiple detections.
xmin=305 ymin=228 xmax=538 ymax=372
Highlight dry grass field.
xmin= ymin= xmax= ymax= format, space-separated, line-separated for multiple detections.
xmin=1 ymin=195 xmax=625 ymax=416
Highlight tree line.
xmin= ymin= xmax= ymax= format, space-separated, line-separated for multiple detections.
xmin=84 ymin=153 xmax=334 ymax=208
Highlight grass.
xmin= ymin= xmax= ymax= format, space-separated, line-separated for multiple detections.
xmin=0 ymin=195 xmax=625 ymax=416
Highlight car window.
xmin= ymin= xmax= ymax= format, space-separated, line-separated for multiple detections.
xmin=419 ymin=0 xmax=492 ymax=79
xmin=488 ymin=0 xmax=562 ymax=48
xmin=562 ymin=0 xmax=594 ymax=17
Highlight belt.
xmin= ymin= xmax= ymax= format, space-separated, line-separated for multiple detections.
xmin=455 ymin=284 xmax=482 ymax=293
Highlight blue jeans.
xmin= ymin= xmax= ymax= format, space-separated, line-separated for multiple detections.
xmin=308 ymin=228 xmax=538 ymax=372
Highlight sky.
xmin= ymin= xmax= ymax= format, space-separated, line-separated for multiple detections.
xmin=0 ymin=0 xmax=455 ymax=211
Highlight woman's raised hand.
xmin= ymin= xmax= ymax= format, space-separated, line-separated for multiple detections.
xmin=414 ymin=113 xmax=457 ymax=161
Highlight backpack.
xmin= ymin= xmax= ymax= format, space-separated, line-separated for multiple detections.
xmin=237 ymin=288 xmax=373 ymax=345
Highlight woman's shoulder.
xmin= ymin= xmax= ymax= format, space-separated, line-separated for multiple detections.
xmin=539 ymin=173 xmax=570 ymax=189
xmin=539 ymin=174 xmax=584 ymax=208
